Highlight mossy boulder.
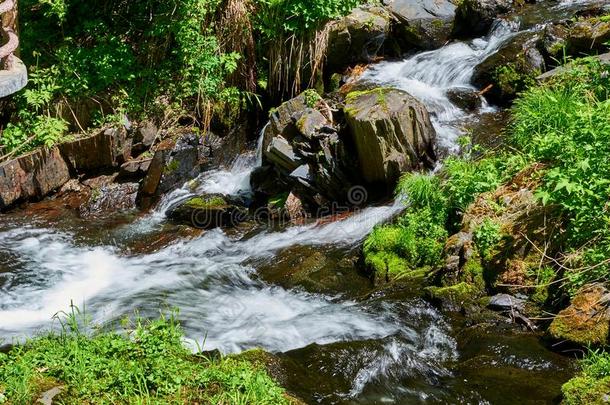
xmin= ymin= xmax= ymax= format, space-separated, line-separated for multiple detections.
xmin=384 ymin=0 xmax=457 ymax=50
xmin=167 ymin=194 xmax=247 ymax=229
xmin=425 ymin=282 xmax=482 ymax=312
xmin=562 ymin=375 xmax=610 ymax=405
xmin=548 ymin=283 xmax=610 ymax=346
xmin=472 ymin=31 xmax=545 ymax=104
xmin=453 ymin=0 xmax=513 ymax=38
xmin=344 ymin=87 xmax=436 ymax=188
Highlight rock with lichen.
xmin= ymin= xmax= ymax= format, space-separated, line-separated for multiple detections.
xmin=548 ymin=283 xmax=610 ymax=346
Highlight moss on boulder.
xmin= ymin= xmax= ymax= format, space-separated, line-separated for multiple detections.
xmin=548 ymin=283 xmax=610 ymax=346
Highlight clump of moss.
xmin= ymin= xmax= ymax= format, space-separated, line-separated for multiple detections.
xmin=184 ymin=195 xmax=228 ymax=209
xmin=425 ymin=282 xmax=480 ymax=306
xmin=563 ymin=350 xmax=610 ymax=404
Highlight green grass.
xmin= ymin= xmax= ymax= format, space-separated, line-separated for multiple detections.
xmin=563 ymin=350 xmax=610 ymax=405
xmin=0 ymin=308 xmax=289 ymax=405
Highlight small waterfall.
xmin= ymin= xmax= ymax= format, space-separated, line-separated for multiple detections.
xmin=361 ymin=19 xmax=520 ymax=152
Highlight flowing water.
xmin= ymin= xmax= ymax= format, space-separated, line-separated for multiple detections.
xmin=0 ymin=9 xmax=579 ymax=403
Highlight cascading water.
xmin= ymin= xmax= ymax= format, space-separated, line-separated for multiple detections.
xmin=361 ymin=19 xmax=520 ymax=152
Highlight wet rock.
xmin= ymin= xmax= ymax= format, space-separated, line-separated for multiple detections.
xmin=548 ymin=283 xmax=610 ymax=346
xmin=488 ymin=293 xmax=526 ymax=312
xmin=425 ymin=282 xmax=482 ymax=312
xmin=326 ymin=7 xmax=390 ymax=73
xmin=59 ymin=127 xmax=131 ymax=173
xmin=139 ymin=133 xmax=204 ymax=197
xmin=446 ymin=87 xmax=483 ymax=111
xmin=80 ymin=182 xmax=139 ymax=216
xmin=285 ymin=192 xmax=306 ymax=221
xmin=384 ymin=0 xmax=457 ymax=50
xmin=453 ymin=0 xmax=513 ymax=38
xmin=167 ymin=194 xmax=247 ymax=229
xmin=344 ymin=87 xmax=436 ymax=187
xmin=0 ymin=147 xmax=70 ymax=209
xmin=472 ymin=31 xmax=545 ymax=104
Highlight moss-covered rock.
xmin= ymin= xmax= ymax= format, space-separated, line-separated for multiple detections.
xmin=167 ymin=194 xmax=247 ymax=229
xmin=548 ymin=283 xmax=610 ymax=346
xmin=562 ymin=375 xmax=610 ymax=405
xmin=425 ymin=282 xmax=482 ymax=311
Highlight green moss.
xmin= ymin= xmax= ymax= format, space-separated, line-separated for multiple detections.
xmin=184 ymin=195 xmax=227 ymax=209
xmin=425 ymin=282 xmax=480 ymax=304
xmin=365 ymin=251 xmax=409 ymax=279
xmin=562 ymin=375 xmax=610 ymax=404
xmin=462 ymin=257 xmax=486 ymax=290
xmin=344 ymin=87 xmax=393 ymax=115
xmin=163 ymin=159 xmax=180 ymax=174
xmin=548 ymin=316 xmax=609 ymax=346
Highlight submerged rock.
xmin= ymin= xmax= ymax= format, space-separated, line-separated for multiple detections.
xmin=326 ymin=7 xmax=391 ymax=73
xmin=344 ymin=87 xmax=436 ymax=187
xmin=453 ymin=0 xmax=513 ymax=38
xmin=548 ymin=283 xmax=610 ymax=346
xmin=384 ymin=0 xmax=457 ymax=50
xmin=167 ymin=194 xmax=247 ymax=229
xmin=446 ymin=87 xmax=483 ymax=111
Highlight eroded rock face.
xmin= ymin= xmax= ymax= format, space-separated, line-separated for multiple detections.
xmin=344 ymin=87 xmax=436 ymax=187
xmin=384 ymin=0 xmax=457 ymax=50
xmin=0 ymin=147 xmax=70 ymax=209
xmin=453 ymin=0 xmax=513 ymax=38
xmin=472 ymin=31 xmax=545 ymax=104
xmin=326 ymin=7 xmax=391 ymax=73
xmin=59 ymin=127 xmax=131 ymax=173
xmin=548 ymin=283 xmax=610 ymax=346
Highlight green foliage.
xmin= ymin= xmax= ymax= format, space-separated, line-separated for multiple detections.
xmin=255 ymin=0 xmax=363 ymax=38
xmin=562 ymin=349 xmax=610 ymax=405
xmin=397 ymin=173 xmax=447 ymax=222
xmin=364 ymin=208 xmax=448 ymax=280
xmin=473 ymin=218 xmax=502 ymax=260
xmin=0 ymin=308 xmax=288 ymax=404
xmin=512 ymin=58 xmax=610 ymax=247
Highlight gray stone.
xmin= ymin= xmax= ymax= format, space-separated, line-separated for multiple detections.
xmin=80 ymin=182 xmax=139 ymax=216
xmin=265 ymin=136 xmax=303 ymax=173
xmin=453 ymin=0 xmax=513 ymax=38
xmin=384 ymin=0 xmax=456 ymax=49
xmin=326 ymin=7 xmax=390 ymax=72
xmin=0 ymin=56 xmax=27 ymax=98
xmin=344 ymin=87 xmax=436 ymax=187
xmin=488 ymin=293 xmax=526 ymax=312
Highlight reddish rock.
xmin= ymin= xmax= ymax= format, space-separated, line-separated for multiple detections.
xmin=0 ymin=147 xmax=70 ymax=209
xmin=59 ymin=127 xmax=131 ymax=173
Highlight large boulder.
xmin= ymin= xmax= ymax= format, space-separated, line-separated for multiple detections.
xmin=384 ymin=0 xmax=457 ymax=50
xmin=472 ymin=31 xmax=545 ymax=104
xmin=344 ymin=87 xmax=436 ymax=187
xmin=59 ymin=127 xmax=131 ymax=173
xmin=548 ymin=283 xmax=610 ymax=346
xmin=326 ymin=7 xmax=391 ymax=73
xmin=453 ymin=0 xmax=513 ymax=38
xmin=0 ymin=147 xmax=70 ymax=209
xmin=167 ymin=194 xmax=247 ymax=229
xmin=262 ymin=92 xmax=311 ymax=156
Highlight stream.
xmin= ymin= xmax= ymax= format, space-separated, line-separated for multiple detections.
xmin=0 ymin=5 xmax=585 ymax=403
